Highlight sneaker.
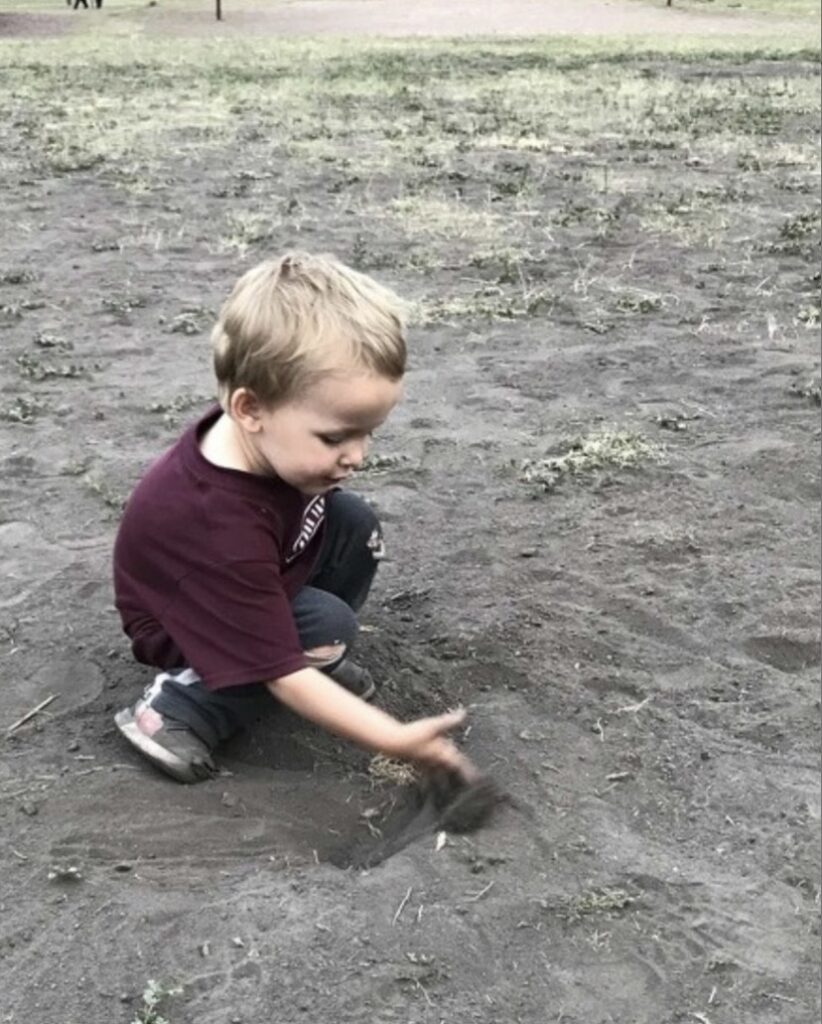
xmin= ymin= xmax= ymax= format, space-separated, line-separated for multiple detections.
xmin=114 ymin=700 xmax=216 ymax=784
xmin=327 ymin=659 xmax=377 ymax=701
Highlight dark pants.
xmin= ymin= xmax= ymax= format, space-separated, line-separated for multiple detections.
xmin=151 ymin=490 xmax=382 ymax=748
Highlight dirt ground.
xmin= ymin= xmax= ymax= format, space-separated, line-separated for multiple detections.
xmin=0 ymin=7 xmax=820 ymax=1024
xmin=138 ymin=1 xmax=822 ymax=40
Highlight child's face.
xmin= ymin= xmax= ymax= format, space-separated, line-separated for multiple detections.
xmin=252 ymin=371 xmax=402 ymax=495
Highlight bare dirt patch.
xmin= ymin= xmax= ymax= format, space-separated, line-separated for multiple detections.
xmin=145 ymin=0 xmax=816 ymax=39
xmin=3 ymin=0 xmax=815 ymax=41
xmin=0 ymin=13 xmax=74 ymax=37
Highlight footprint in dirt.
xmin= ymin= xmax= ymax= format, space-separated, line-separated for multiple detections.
xmin=743 ymin=635 xmax=821 ymax=673
xmin=626 ymin=872 xmax=808 ymax=986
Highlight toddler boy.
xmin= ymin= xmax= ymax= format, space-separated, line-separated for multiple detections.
xmin=113 ymin=253 xmax=475 ymax=784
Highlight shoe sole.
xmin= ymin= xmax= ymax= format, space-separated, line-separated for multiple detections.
xmin=114 ymin=708 xmax=211 ymax=784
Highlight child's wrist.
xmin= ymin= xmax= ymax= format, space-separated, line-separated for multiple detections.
xmin=378 ymin=722 xmax=409 ymax=759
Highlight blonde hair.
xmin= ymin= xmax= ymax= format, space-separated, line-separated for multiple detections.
xmin=212 ymin=252 xmax=407 ymax=408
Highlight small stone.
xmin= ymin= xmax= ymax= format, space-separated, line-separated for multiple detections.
xmin=113 ymin=863 xmax=132 ymax=873
xmin=221 ymin=792 xmax=238 ymax=808
xmin=19 ymin=801 xmax=39 ymax=817
xmin=48 ymin=865 xmax=82 ymax=882
xmin=231 ymin=936 xmax=244 ymax=948
xmin=67 ymin=740 xmax=80 ymax=753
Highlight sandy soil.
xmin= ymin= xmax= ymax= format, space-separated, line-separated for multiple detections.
xmin=0 ymin=22 xmax=820 ymax=1024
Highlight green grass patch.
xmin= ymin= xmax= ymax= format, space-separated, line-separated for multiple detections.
xmin=131 ymin=979 xmax=183 ymax=1024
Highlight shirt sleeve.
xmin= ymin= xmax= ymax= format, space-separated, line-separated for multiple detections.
xmin=163 ymin=560 xmax=307 ymax=690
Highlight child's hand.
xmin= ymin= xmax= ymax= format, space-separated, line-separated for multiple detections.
xmin=387 ymin=708 xmax=478 ymax=781
xmin=269 ymin=669 xmax=478 ymax=781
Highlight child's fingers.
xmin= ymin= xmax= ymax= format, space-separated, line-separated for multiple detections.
xmin=426 ymin=707 xmax=466 ymax=737
xmin=441 ymin=745 xmax=480 ymax=783
xmin=418 ymin=742 xmax=462 ymax=776
xmin=419 ymin=737 xmax=479 ymax=781
xmin=391 ymin=710 xmax=474 ymax=774
xmin=453 ymin=753 xmax=481 ymax=783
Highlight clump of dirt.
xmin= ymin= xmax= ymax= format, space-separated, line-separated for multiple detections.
xmin=425 ymin=770 xmax=503 ymax=834
xmin=328 ymin=770 xmax=502 ymax=870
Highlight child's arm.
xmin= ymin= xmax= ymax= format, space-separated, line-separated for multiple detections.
xmin=267 ymin=668 xmax=477 ymax=780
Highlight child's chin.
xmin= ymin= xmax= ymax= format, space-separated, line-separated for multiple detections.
xmin=299 ymin=480 xmax=335 ymax=496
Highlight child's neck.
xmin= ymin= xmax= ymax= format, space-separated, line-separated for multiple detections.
xmin=200 ymin=413 xmax=255 ymax=474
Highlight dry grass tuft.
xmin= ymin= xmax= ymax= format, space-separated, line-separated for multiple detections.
xmin=369 ymin=754 xmax=418 ymax=786
xmin=567 ymin=887 xmax=635 ymax=919
xmin=521 ymin=430 xmax=663 ymax=491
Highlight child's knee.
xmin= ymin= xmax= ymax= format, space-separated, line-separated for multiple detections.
xmin=304 ymin=641 xmax=347 ymax=668
xmin=307 ymin=591 xmax=359 ymax=650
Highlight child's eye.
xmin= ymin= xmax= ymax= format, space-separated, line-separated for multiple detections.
xmin=318 ymin=431 xmax=374 ymax=446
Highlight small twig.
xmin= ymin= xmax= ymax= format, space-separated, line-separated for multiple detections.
xmin=616 ymin=696 xmax=652 ymax=715
xmin=6 ymin=695 xmax=57 ymax=735
xmin=691 ymin=1013 xmax=714 ymax=1024
xmin=541 ymin=761 xmax=561 ymax=773
xmin=10 ymin=848 xmax=28 ymax=861
xmin=415 ymin=979 xmax=434 ymax=1007
xmin=593 ymin=718 xmax=605 ymax=742
xmin=466 ymin=880 xmax=495 ymax=902
xmin=606 ymin=771 xmax=631 ymax=782
xmin=392 ymin=885 xmax=413 ymax=926
xmin=708 ymin=986 xmax=717 ymax=1005
xmin=75 ymin=763 xmax=140 ymax=777
xmin=0 ymin=787 xmax=38 ymax=802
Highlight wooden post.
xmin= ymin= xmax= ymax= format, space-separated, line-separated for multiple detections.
xmin=216 ymin=0 xmax=222 ymax=20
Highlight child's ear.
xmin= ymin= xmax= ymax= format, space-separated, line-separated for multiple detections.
xmin=230 ymin=388 xmax=265 ymax=432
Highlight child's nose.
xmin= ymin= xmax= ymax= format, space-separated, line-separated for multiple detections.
xmin=341 ymin=438 xmax=368 ymax=469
